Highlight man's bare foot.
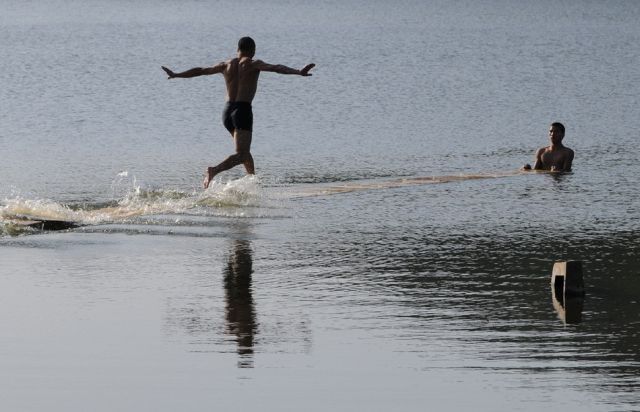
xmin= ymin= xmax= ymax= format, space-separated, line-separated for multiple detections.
xmin=203 ymin=167 xmax=216 ymax=189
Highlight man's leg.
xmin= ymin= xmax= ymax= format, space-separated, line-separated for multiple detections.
xmin=203 ymin=129 xmax=254 ymax=189
xmin=236 ymin=129 xmax=255 ymax=175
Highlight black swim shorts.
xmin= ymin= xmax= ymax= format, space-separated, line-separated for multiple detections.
xmin=222 ymin=101 xmax=253 ymax=134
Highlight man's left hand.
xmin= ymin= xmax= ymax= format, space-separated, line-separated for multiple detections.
xmin=300 ymin=63 xmax=315 ymax=76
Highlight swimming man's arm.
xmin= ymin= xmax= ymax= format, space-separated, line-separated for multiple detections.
xmin=533 ymin=148 xmax=545 ymax=170
xmin=162 ymin=62 xmax=226 ymax=79
xmin=560 ymin=149 xmax=574 ymax=172
xmin=254 ymin=61 xmax=315 ymax=76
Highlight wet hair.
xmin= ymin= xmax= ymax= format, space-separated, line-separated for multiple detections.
xmin=237 ymin=37 xmax=256 ymax=54
xmin=551 ymin=122 xmax=565 ymax=136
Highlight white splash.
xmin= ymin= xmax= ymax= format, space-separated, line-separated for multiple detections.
xmin=197 ymin=175 xmax=263 ymax=208
xmin=0 ymin=173 xmax=293 ymax=237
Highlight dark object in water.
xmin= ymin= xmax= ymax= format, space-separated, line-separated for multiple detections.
xmin=551 ymin=260 xmax=585 ymax=324
xmin=11 ymin=217 xmax=80 ymax=231
xmin=552 ymin=261 xmax=585 ymax=296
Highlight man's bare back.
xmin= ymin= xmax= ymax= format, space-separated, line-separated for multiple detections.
xmin=161 ymin=37 xmax=314 ymax=188
xmin=223 ymin=57 xmax=260 ymax=103
xmin=216 ymin=56 xmax=314 ymax=102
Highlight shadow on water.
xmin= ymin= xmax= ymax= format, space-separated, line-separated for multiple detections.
xmin=223 ymin=239 xmax=257 ymax=368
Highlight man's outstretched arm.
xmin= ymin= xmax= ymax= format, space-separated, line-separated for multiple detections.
xmin=254 ymin=61 xmax=315 ymax=76
xmin=162 ymin=62 xmax=226 ymax=79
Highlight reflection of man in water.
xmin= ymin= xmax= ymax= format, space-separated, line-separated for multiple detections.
xmin=224 ymin=240 xmax=257 ymax=368
xmin=523 ymin=122 xmax=574 ymax=172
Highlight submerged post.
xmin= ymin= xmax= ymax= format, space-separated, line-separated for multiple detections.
xmin=551 ymin=260 xmax=585 ymax=324
xmin=551 ymin=261 xmax=585 ymax=296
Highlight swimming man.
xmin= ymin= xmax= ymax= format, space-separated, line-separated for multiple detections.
xmin=162 ymin=37 xmax=315 ymax=188
xmin=523 ymin=122 xmax=574 ymax=172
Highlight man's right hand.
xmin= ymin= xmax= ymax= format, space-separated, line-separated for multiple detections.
xmin=162 ymin=66 xmax=176 ymax=79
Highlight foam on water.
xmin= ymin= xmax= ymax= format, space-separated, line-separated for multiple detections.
xmin=197 ymin=175 xmax=264 ymax=208
xmin=0 ymin=174 xmax=274 ymax=236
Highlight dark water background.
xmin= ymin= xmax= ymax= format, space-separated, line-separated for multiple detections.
xmin=1 ymin=0 xmax=639 ymax=410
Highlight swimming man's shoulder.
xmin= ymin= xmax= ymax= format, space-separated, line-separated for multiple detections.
xmin=536 ymin=146 xmax=548 ymax=158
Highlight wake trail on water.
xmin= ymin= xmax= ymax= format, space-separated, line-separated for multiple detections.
xmin=286 ymin=170 xmax=526 ymax=198
xmin=1 ymin=170 xmax=531 ymax=236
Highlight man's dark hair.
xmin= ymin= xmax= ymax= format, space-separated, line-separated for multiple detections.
xmin=552 ymin=122 xmax=565 ymax=136
xmin=238 ymin=37 xmax=256 ymax=54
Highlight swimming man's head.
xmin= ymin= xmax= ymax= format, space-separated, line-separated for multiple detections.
xmin=549 ymin=122 xmax=565 ymax=145
xmin=238 ymin=37 xmax=256 ymax=57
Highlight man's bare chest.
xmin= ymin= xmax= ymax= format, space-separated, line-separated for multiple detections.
xmin=541 ymin=149 xmax=565 ymax=166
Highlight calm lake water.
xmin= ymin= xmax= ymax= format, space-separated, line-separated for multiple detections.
xmin=1 ymin=0 xmax=639 ymax=410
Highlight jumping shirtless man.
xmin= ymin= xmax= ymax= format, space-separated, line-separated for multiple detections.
xmin=162 ymin=37 xmax=315 ymax=188
xmin=523 ymin=122 xmax=574 ymax=172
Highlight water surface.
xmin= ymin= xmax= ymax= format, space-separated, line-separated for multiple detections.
xmin=1 ymin=0 xmax=639 ymax=410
